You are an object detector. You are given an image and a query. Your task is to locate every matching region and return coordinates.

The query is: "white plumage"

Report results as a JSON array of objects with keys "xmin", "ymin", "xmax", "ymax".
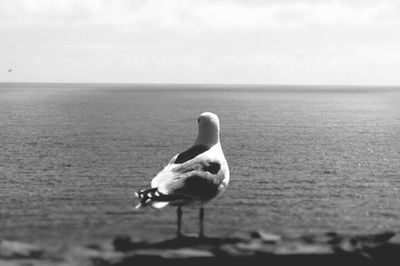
[{"xmin": 135, "ymin": 112, "xmax": 229, "ymax": 237}]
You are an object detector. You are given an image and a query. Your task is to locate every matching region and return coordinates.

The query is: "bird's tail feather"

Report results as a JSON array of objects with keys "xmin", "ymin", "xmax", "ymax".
[{"xmin": 135, "ymin": 188, "xmax": 172, "ymax": 209}]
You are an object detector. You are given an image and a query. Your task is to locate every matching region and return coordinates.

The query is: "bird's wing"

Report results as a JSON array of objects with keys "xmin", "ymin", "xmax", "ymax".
[
  {"xmin": 168, "ymin": 153, "xmax": 179, "ymax": 164},
  {"xmin": 174, "ymin": 145, "xmax": 210, "ymax": 164},
  {"xmin": 168, "ymin": 144, "xmax": 210, "ymax": 164},
  {"xmin": 152, "ymin": 152, "xmax": 226, "ymax": 201}
]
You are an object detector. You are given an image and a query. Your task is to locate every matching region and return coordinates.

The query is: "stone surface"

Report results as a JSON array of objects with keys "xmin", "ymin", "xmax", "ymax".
[
  {"xmin": 1, "ymin": 231, "xmax": 400, "ymax": 266},
  {"xmin": 0, "ymin": 240, "xmax": 43, "ymax": 259}
]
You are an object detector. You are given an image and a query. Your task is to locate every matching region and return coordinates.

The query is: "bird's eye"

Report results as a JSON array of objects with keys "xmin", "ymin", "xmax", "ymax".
[{"xmin": 197, "ymin": 118, "xmax": 200, "ymax": 123}]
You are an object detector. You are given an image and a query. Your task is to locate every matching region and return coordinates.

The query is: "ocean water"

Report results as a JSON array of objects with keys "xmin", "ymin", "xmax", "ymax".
[{"xmin": 1, "ymin": 83, "xmax": 400, "ymax": 245}]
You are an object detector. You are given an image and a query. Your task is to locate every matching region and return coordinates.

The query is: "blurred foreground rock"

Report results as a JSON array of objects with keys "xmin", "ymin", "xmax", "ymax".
[{"xmin": 1, "ymin": 231, "xmax": 400, "ymax": 266}]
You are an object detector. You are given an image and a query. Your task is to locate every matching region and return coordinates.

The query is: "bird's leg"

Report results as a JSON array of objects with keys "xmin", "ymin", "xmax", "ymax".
[
  {"xmin": 199, "ymin": 207, "xmax": 205, "ymax": 238},
  {"xmin": 177, "ymin": 206, "xmax": 183, "ymax": 238}
]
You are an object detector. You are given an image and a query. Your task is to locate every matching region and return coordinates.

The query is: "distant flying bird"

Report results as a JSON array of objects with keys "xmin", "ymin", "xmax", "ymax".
[
  {"xmin": 135, "ymin": 112, "xmax": 230, "ymax": 238},
  {"xmin": 8, "ymin": 69, "xmax": 12, "ymax": 73}
]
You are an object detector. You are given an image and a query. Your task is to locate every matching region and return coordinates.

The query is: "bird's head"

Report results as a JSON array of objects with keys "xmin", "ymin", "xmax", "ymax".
[{"xmin": 195, "ymin": 112, "xmax": 220, "ymax": 146}]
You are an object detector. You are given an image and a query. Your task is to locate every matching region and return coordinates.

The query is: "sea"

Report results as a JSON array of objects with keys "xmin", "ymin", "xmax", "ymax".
[{"xmin": 1, "ymin": 83, "xmax": 399, "ymax": 245}]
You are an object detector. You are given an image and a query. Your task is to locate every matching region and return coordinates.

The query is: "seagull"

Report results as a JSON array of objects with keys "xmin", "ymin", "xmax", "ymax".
[{"xmin": 135, "ymin": 112, "xmax": 230, "ymax": 238}]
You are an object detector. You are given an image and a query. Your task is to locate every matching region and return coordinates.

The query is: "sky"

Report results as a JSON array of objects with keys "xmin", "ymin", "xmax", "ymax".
[{"xmin": 1, "ymin": 0, "xmax": 400, "ymax": 85}]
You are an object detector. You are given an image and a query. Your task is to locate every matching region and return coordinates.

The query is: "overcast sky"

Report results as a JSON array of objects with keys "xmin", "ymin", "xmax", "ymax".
[{"xmin": 1, "ymin": 0, "xmax": 400, "ymax": 85}]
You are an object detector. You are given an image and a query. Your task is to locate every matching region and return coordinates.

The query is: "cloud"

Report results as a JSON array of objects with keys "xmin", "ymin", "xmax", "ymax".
[
  {"xmin": 2, "ymin": 0, "xmax": 400, "ymax": 85},
  {"xmin": 58, "ymin": 41, "xmax": 400, "ymax": 82},
  {"xmin": 0, "ymin": 0, "xmax": 399, "ymax": 31}
]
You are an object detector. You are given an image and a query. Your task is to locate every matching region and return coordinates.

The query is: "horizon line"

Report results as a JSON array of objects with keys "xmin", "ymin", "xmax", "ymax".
[{"xmin": 1, "ymin": 81, "xmax": 400, "ymax": 88}]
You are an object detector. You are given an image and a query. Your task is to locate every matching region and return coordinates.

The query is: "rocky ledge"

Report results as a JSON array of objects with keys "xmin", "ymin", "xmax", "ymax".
[{"xmin": 1, "ymin": 231, "xmax": 400, "ymax": 266}]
